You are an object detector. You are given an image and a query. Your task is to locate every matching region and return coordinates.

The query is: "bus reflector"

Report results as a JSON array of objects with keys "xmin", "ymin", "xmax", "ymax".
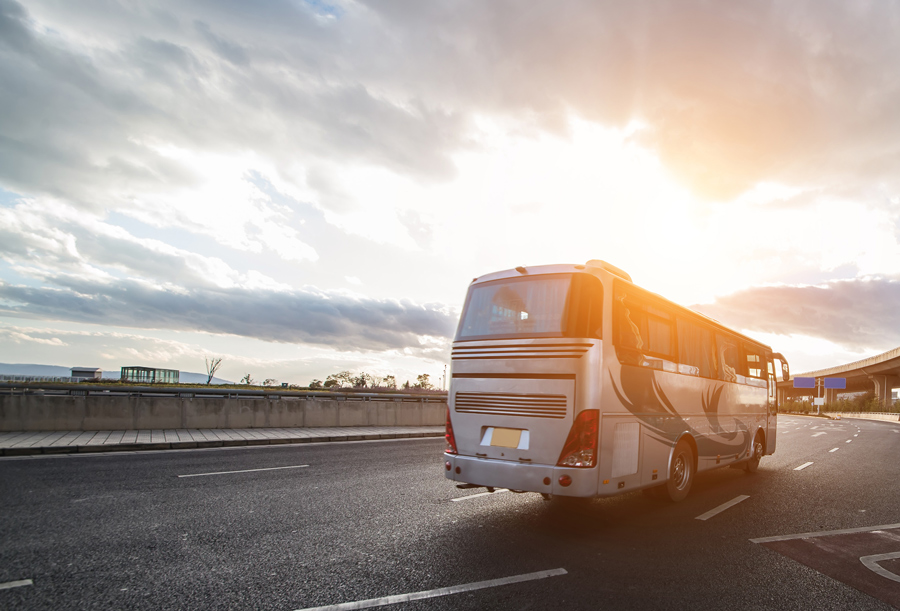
[
  {"xmin": 445, "ymin": 408, "xmax": 458, "ymax": 454},
  {"xmin": 557, "ymin": 409, "xmax": 599, "ymax": 468}
]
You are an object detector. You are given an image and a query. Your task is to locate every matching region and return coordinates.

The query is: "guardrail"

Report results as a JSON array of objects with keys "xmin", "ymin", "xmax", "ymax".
[
  {"xmin": 0, "ymin": 383, "xmax": 447, "ymax": 402},
  {"xmin": 824, "ymin": 412, "xmax": 900, "ymax": 422}
]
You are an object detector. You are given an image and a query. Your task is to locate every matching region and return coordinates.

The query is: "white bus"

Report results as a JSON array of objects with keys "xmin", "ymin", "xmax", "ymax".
[{"xmin": 443, "ymin": 260, "xmax": 790, "ymax": 502}]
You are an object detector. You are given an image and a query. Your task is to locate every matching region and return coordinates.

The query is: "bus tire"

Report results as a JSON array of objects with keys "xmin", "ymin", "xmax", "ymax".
[
  {"xmin": 665, "ymin": 439, "xmax": 695, "ymax": 502},
  {"xmin": 744, "ymin": 432, "xmax": 764, "ymax": 473}
]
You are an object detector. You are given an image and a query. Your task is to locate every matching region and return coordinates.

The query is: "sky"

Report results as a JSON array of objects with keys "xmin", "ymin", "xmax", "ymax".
[{"xmin": 1, "ymin": 0, "xmax": 899, "ymax": 385}]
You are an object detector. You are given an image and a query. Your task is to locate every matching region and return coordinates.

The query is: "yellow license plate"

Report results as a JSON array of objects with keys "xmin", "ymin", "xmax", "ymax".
[{"xmin": 491, "ymin": 428, "xmax": 522, "ymax": 448}]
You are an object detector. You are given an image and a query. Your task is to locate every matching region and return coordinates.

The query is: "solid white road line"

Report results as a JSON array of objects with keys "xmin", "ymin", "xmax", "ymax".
[
  {"xmin": 0, "ymin": 579, "xmax": 33, "ymax": 590},
  {"xmin": 829, "ymin": 448, "xmax": 839, "ymax": 453},
  {"xmin": 695, "ymin": 495, "xmax": 750, "ymax": 521},
  {"xmin": 450, "ymin": 489, "xmax": 509, "ymax": 502},
  {"xmin": 794, "ymin": 462, "xmax": 814, "ymax": 471},
  {"xmin": 812, "ymin": 432, "xmax": 826, "ymax": 437},
  {"xmin": 177, "ymin": 464, "xmax": 309, "ymax": 478},
  {"xmin": 750, "ymin": 523, "xmax": 900, "ymax": 544},
  {"xmin": 293, "ymin": 568, "xmax": 568, "ymax": 611},
  {"xmin": 860, "ymin": 552, "xmax": 900, "ymax": 584}
]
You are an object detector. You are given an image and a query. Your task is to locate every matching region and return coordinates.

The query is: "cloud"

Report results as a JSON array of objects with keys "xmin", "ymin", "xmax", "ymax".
[
  {"xmin": 0, "ymin": 276, "xmax": 458, "ymax": 352},
  {"xmin": 6, "ymin": 0, "xmax": 900, "ymax": 208},
  {"xmin": 692, "ymin": 276, "xmax": 900, "ymax": 351},
  {"xmin": 0, "ymin": 327, "xmax": 66, "ymax": 346},
  {"xmin": 0, "ymin": 197, "xmax": 291, "ymax": 290}
]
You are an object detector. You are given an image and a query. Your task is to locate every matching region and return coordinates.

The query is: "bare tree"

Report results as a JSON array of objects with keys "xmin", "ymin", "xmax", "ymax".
[
  {"xmin": 241, "ymin": 373, "xmax": 254, "ymax": 385},
  {"xmin": 205, "ymin": 357, "xmax": 223, "ymax": 385}
]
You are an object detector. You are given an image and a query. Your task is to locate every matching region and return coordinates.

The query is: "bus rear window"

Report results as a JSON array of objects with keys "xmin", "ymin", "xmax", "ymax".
[{"xmin": 457, "ymin": 276, "xmax": 572, "ymax": 339}]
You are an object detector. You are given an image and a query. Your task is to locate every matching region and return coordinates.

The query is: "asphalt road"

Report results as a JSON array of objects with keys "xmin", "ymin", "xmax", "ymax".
[{"xmin": 1, "ymin": 415, "xmax": 899, "ymax": 610}]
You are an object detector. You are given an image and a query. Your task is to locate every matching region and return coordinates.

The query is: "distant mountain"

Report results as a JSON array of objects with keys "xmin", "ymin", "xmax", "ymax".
[{"xmin": 0, "ymin": 363, "xmax": 233, "ymax": 384}]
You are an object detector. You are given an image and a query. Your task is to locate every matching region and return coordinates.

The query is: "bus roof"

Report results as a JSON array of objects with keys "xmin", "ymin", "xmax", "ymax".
[{"xmin": 470, "ymin": 263, "xmax": 773, "ymax": 351}]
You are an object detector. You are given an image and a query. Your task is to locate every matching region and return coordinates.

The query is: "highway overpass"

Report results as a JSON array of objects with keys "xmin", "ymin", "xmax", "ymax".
[{"xmin": 778, "ymin": 346, "xmax": 900, "ymax": 406}]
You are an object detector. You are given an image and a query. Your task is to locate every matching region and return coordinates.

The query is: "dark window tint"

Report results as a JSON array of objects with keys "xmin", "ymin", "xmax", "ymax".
[
  {"xmin": 677, "ymin": 318, "xmax": 717, "ymax": 378},
  {"xmin": 716, "ymin": 334, "xmax": 741, "ymax": 382},
  {"xmin": 570, "ymin": 274, "xmax": 603, "ymax": 339},
  {"xmin": 614, "ymin": 287, "xmax": 674, "ymax": 360}
]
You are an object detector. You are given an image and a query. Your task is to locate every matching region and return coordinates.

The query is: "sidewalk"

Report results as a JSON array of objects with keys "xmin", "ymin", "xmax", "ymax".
[{"xmin": 0, "ymin": 426, "xmax": 445, "ymax": 457}]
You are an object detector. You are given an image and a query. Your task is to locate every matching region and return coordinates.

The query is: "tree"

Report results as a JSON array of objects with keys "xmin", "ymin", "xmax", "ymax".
[
  {"xmin": 415, "ymin": 374, "xmax": 432, "ymax": 390},
  {"xmin": 308, "ymin": 379, "xmax": 323, "ymax": 389},
  {"xmin": 205, "ymin": 357, "xmax": 223, "ymax": 385},
  {"xmin": 381, "ymin": 375, "xmax": 397, "ymax": 389},
  {"xmin": 263, "ymin": 378, "xmax": 277, "ymax": 386},
  {"xmin": 325, "ymin": 371, "xmax": 353, "ymax": 388},
  {"xmin": 353, "ymin": 372, "xmax": 376, "ymax": 388},
  {"xmin": 241, "ymin": 374, "xmax": 254, "ymax": 385}
]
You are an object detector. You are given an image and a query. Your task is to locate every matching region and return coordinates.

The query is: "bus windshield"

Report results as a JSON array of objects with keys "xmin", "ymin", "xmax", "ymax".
[{"xmin": 457, "ymin": 275, "xmax": 572, "ymax": 340}]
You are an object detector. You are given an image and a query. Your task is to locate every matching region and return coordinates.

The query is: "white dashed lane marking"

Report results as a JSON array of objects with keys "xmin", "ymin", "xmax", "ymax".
[
  {"xmin": 177, "ymin": 464, "xmax": 309, "ymax": 478},
  {"xmin": 450, "ymin": 489, "xmax": 509, "ymax": 502},
  {"xmin": 696, "ymin": 495, "xmax": 750, "ymax": 521},
  {"xmin": 0, "ymin": 579, "xmax": 33, "ymax": 590},
  {"xmin": 829, "ymin": 448, "xmax": 839, "ymax": 453},
  {"xmin": 794, "ymin": 462, "xmax": 814, "ymax": 471},
  {"xmin": 812, "ymin": 432, "xmax": 826, "ymax": 437},
  {"xmin": 293, "ymin": 568, "xmax": 568, "ymax": 611}
]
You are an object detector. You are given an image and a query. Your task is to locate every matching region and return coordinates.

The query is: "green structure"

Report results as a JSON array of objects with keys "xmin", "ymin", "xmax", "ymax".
[{"xmin": 120, "ymin": 366, "xmax": 179, "ymax": 384}]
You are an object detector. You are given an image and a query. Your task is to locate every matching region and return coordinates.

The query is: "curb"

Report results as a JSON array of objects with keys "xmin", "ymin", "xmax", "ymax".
[{"xmin": 1, "ymin": 431, "xmax": 443, "ymax": 456}]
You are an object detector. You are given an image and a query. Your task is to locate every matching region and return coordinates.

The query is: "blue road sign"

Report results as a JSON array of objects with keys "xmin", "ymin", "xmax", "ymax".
[
  {"xmin": 793, "ymin": 377, "xmax": 816, "ymax": 389},
  {"xmin": 824, "ymin": 378, "xmax": 846, "ymax": 389}
]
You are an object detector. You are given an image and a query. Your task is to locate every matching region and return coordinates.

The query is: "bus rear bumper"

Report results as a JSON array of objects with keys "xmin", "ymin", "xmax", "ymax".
[{"xmin": 444, "ymin": 453, "xmax": 599, "ymax": 497}]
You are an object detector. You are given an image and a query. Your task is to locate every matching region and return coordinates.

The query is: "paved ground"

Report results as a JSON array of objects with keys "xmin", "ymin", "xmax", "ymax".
[
  {"xmin": 2, "ymin": 415, "xmax": 899, "ymax": 610},
  {"xmin": 0, "ymin": 426, "xmax": 444, "ymax": 456}
]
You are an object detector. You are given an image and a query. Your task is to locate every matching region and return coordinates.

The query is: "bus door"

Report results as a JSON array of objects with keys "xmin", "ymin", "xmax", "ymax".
[{"xmin": 767, "ymin": 352, "xmax": 790, "ymax": 454}]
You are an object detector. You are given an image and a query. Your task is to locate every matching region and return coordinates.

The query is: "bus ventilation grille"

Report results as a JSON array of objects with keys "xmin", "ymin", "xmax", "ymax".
[
  {"xmin": 452, "ymin": 343, "xmax": 592, "ymax": 360},
  {"xmin": 454, "ymin": 392, "xmax": 567, "ymax": 419}
]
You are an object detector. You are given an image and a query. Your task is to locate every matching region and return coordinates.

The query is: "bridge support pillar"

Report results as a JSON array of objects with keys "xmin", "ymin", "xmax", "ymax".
[
  {"xmin": 871, "ymin": 375, "xmax": 900, "ymax": 409},
  {"xmin": 825, "ymin": 388, "xmax": 838, "ymax": 405}
]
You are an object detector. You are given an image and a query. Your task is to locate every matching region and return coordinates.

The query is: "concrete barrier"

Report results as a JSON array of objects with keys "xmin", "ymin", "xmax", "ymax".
[{"xmin": 0, "ymin": 395, "xmax": 448, "ymax": 431}]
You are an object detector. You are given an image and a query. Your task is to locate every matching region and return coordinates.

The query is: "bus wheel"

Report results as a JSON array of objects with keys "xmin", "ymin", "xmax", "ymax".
[
  {"xmin": 744, "ymin": 433, "xmax": 764, "ymax": 473},
  {"xmin": 666, "ymin": 439, "xmax": 695, "ymax": 502}
]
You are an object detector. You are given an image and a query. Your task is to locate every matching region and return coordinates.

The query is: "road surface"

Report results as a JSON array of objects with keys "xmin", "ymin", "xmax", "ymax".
[{"xmin": 1, "ymin": 415, "xmax": 898, "ymax": 610}]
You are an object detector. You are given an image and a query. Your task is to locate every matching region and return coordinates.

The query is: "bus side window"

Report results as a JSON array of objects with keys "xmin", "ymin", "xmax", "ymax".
[
  {"xmin": 677, "ymin": 318, "xmax": 716, "ymax": 378},
  {"xmin": 743, "ymin": 344, "xmax": 764, "ymax": 379},
  {"xmin": 573, "ymin": 275, "xmax": 603, "ymax": 339},
  {"xmin": 716, "ymin": 334, "xmax": 739, "ymax": 382},
  {"xmin": 643, "ymin": 304, "xmax": 674, "ymax": 358},
  {"xmin": 614, "ymin": 290, "xmax": 644, "ymax": 365}
]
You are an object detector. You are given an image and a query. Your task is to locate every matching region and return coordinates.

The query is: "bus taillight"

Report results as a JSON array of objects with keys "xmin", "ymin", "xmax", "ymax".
[
  {"xmin": 445, "ymin": 408, "xmax": 458, "ymax": 454},
  {"xmin": 557, "ymin": 409, "xmax": 599, "ymax": 468}
]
